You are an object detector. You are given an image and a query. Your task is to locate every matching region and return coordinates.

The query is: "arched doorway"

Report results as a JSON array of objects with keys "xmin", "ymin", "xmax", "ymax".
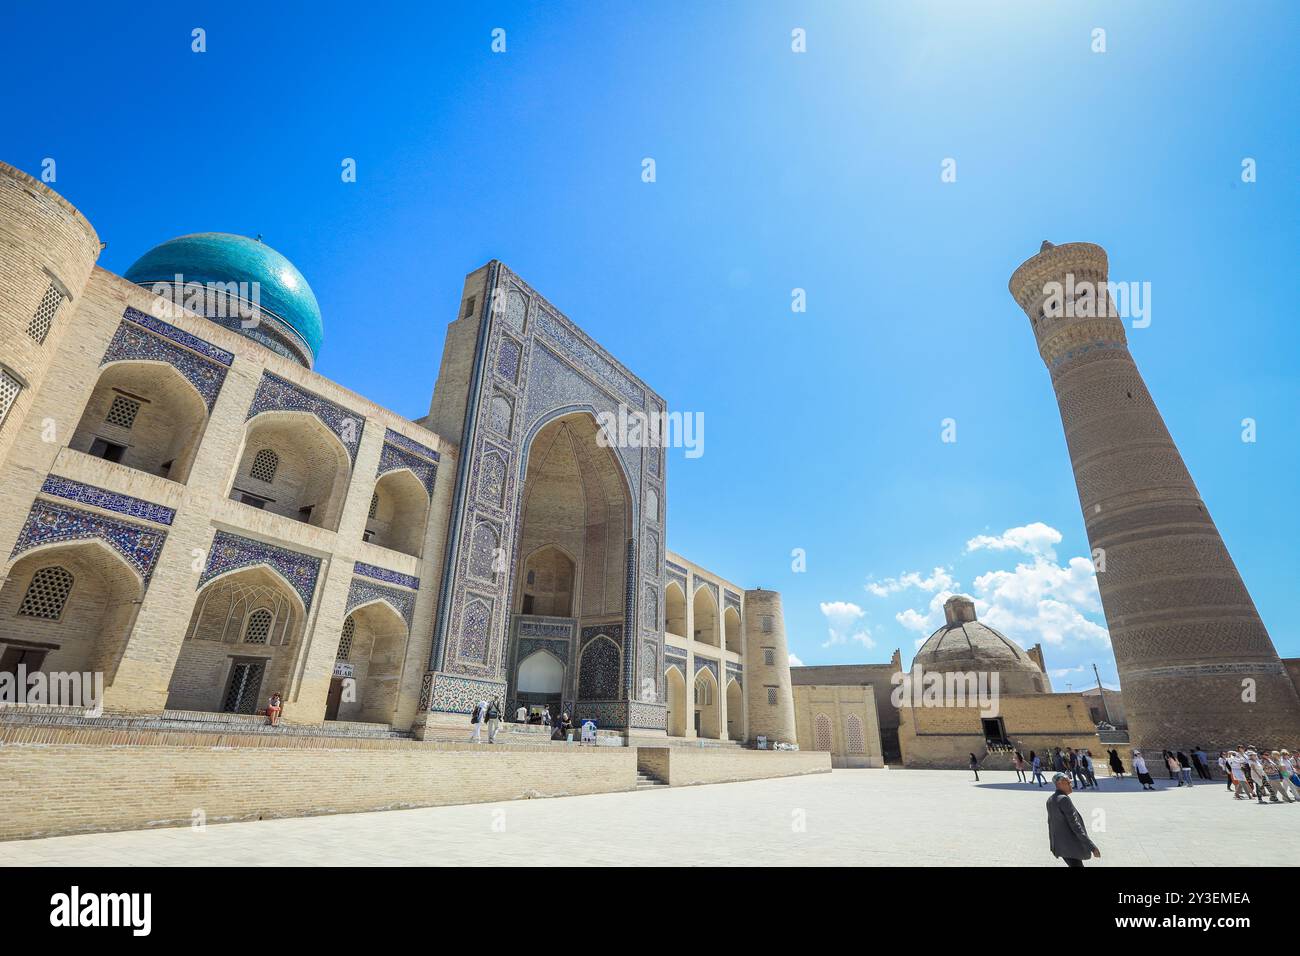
[
  {"xmin": 693, "ymin": 586, "xmax": 719, "ymax": 646},
  {"xmin": 326, "ymin": 600, "xmax": 408, "ymax": 723},
  {"xmin": 71, "ymin": 361, "xmax": 209, "ymax": 483},
  {"xmin": 694, "ymin": 667, "xmax": 721, "ymax": 739},
  {"xmin": 515, "ymin": 648, "xmax": 565, "ymax": 717},
  {"xmin": 0, "ymin": 541, "xmax": 144, "ymax": 691},
  {"xmin": 229, "ymin": 411, "xmax": 351, "ymax": 530},
  {"xmin": 665, "ymin": 664, "xmax": 687, "ymax": 737},
  {"xmin": 726, "ymin": 677, "xmax": 745, "ymax": 741},
  {"xmin": 518, "ymin": 545, "xmax": 576, "ymax": 617},
  {"xmin": 364, "ymin": 469, "xmax": 430, "ymax": 557},
  {"xmin": 509, "ymin": 411, "xmax": 632, "ymax": 715},
  {"xmin": 665, "ymin": 580, "xmax": 686, "ymax": 638},
  {"xmin": 723, "ymin": 606, "xmax": 742, "ymax": 653},
  {"xmin": 166, "ymin": 565, "xmax": 306, "ymax": 714}
]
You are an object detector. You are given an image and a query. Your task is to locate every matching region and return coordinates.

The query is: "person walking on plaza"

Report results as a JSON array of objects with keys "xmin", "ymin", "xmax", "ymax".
[
  {"xmin": 1132, "ymin": 750, "xmax": 1155, "ymax": 790},
  {"xmin": 515, "ymin": 703, "xmax": 527, "ymax": 723},
  {"xmin": 1247, "ymin": 752, "xmax": 1273, "ymax": 804},
  {"xmin": 486, "ymin": 699, "xmax": 502, "ymax": 744},
  {"xmin": 1166, "ymin": 751, "xmax": 1184, "ymax": 786},
  {"xmin": 969, "ymin": 753, "xmax": 980, "ymax": 782},
  {"xmin": 1193, "ymin": 746, "xmax": 1211, "ymax": 780},
  {"xmin": 1069, "ymin": 750, "xmax": 1088, "ymax": 789},
  {"xmin": 1108, "ymin": 748, "xmax": 1125, "ymax": 779},
  {"xmin": 1218, "ymin": 751, "xmax": 1232, "ymax": 789},
  {"xmin": 1176, "ymin": 751, "xmax": 1194, "ymax": 787},
  {"xmin": 1013, "ymin": 750, "xmax": 1027, "ymax": 783},
  {"xmin": 469, "ymin": 699, "xmax": 489, "ymax": 743},
  {"xmin": 1227, "ymin": 751, "xmax": 1249, "ymax": 799},
  {"xmin": 1082, "ymin": 750, "xmax": 1098, "ymax": 788},
  {"xmin": 1046, "ymin": 772, "xmax": 1101, "ymax": 867},
  {"xmin": 1031, "ymin": 751, "xmax": 1046, "ymax": 787},
  {"xmin": 1268, "ymin": 751, "xmax": 1298, "ymax": 802}
]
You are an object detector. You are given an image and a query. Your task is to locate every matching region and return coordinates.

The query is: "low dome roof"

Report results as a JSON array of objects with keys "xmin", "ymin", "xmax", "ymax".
[{"xmin": 913, "ymin": 596, "xmax": 1042, "ymax": 673}]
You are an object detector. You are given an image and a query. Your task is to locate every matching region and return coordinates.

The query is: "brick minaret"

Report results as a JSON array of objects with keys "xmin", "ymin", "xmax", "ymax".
[{"xmin": 1009, "ymin": 241, "xmax": 1300, "ymax": 752}]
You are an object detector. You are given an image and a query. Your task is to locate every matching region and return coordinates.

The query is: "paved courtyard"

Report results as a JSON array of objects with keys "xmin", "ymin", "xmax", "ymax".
[{"xmin": 1, "ymin": 768, "xmax": 1292, "ymax": 866}]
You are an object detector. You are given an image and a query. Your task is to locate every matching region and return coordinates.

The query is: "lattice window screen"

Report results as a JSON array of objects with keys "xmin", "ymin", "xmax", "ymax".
[
  {"xmin": 105, "ymin": 395, "xmax": 141, "ymax": 429},
  {"xmin": 26, "ymin": 283, "xmax": 64, "ymax": 344},
  {"xmin": 243, "ymin": 609, "xmax": 273, "ymax": 644},
  {"xmin": 249, "ymin": 448, "xmax": 279, "ymax": 483},
  {"xmin": 337, "ymin": 617, "xmax": 355, "ymax": 661},
  {"xmin": 0, "ymin": 368, "xmax": 22, "ymax": 428},
  {"xmin": 18, "ymin": 566, "xmax": 75, "ymax": 620}
]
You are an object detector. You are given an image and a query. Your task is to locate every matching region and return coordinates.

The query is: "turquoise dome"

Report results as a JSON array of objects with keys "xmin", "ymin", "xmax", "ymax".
[{"xmin": 125, "ymin": 233, "xmax": 323, "ymax": 363}]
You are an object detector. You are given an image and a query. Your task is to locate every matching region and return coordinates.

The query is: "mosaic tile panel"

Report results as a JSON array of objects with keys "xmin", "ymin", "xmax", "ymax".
[
  {"xmin": 630, "ymin": 700, "xmax": 667, "ymax": 730},
  {"xmin": 11, "ymin": 499, "xmax": 167, "ymax": 583},
  {"xmin": 122, "ymin": 306, "xmax": 234, "ymax": 365},
  {"xmin": 346, "ymin": 576, "xmax": 415, "ymax": 627},
  {"xmin": 426, "ymin": 673, "xmax": 508, "ymax": 714},
  {"xmin": 245, "ymin": 371, "xmax": 363, "ymax": 463},
  {"xmin": 376, "ymin": 429, "xmax": 438, "ymax": 497},
  {"xmin": 577, "ymin": 634, "xmax": 621, "ymax": 700},
  {"xmin": 352, "ymin": 562, "xmax": 419, "ymax": 590},
  {"xmin": 41, "ymin": 475, "xmax": 175, "ymax": 526},
  {"xmin": 199, "ymin": 530, "xmax": 321, "ymax": 611},
  {"xmin": 724, "ymin": 590, "xmax": 742, "ymax": 611},
  {"xmin": 102, "ymin": 318, "xmax": 229, "ymax": 411},
  {"xmin": 694, "ymin": 657, "xmax": 719, "ymax": 682}
]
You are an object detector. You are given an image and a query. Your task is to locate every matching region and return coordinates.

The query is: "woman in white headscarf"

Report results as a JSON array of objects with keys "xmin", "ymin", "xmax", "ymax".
[{"xmin": 1132, "ymin": 750, "xmax": 1155, "ymax": 790}]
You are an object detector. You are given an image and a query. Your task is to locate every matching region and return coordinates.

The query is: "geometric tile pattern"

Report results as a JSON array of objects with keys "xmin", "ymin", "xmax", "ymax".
[
  {"xmin": 345, "ymin": 576, "xmax": 415, "ymax": 627},
  {"xmin": 376, "ymin": 428, "xmax": 439, "ymax": 497},
  {"xmin": 198, "ymin": 530, "xmax": 321, "ymax": 611},
  {"xmin": 103, "ymin": 309, "xmax": 231, "ymax": 411},
  {"xmin": 10, "ymin": 499, "xmax": 167, "ymax": 584},
  {"xmin": 245, "ymin": 371, "xmax": 363, "ymax": 464}
]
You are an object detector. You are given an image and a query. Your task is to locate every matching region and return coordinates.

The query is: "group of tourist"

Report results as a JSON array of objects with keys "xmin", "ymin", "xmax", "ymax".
[
  {"xmin": 1006, "ymin": 747, "xmax": 1099, "ymax": 789},
  {"xmin": 470, "ymin": 699, "xmax": 574, "ymax": 743},
  {"xmin": 1216, "ymin": 748, "xmax": 1300, "ymax": 804}
]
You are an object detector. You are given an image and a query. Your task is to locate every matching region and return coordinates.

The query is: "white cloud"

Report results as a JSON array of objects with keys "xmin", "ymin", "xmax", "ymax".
[
  {"xmin": 788, "ymin": 653, "xmax": 804, "ymax": 667},
  {"xmin": 895, "ymin": 589, "xmax": 959, "ymax": 638},
  {"xmin": 819, "ymin": 600, "xmax": 876, "ymax": 649},
  {"xmin": 974, "ymin": 556, "xmax": 1102, "ymax": 614},
  {"xmin": 865, "ymin": 567, "xmax": 956, "ymax": 597},
  {"xmin": 966, "ymin": 522, "xmax": 1063, "ymax": 560}
]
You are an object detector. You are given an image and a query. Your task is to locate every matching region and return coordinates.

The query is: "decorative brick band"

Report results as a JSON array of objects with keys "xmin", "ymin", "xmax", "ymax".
[
  {"xmin": 353, "ymin": 561, "xmax": 419, "ymax": 591},
  {"xmin": 41, "ymin": 475, "xmax": 175, "ymax": 526}
]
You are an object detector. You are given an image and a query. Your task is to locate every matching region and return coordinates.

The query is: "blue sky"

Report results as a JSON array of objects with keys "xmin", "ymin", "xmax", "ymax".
[{"xmin": 6, "ymin": 1, "xmax": 1297, "ymax": 686}]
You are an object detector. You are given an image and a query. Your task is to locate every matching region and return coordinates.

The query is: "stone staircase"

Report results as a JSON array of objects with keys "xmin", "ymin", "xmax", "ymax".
[{"xmin": 636, "ymin": 769, "xmax": 668, "ymax": 790}]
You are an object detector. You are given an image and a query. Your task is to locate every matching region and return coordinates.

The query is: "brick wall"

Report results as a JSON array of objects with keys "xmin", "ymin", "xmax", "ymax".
[
  {"xmin": 0, "ymin": 738, "xmax": 639, "ymax": 840},
  {"xmin": 638, "ymin": 746, "xmax": 830, "ymax": 787}
]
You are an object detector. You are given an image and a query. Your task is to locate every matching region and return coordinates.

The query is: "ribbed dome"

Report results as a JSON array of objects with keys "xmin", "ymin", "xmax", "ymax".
[
  {"xmin": 913, "ymin": 597, "xmax": 1047, "ymax": 693},
  {"xmin": 125, "ymin": 233, "xmax": 322, "ymax": 366}
]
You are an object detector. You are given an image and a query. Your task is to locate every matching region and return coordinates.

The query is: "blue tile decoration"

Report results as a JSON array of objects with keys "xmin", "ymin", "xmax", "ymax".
[
  {"xmin": 577, "ymin": 632, "xmax": 621, "ymax": 700},
  {"xmin": 122, "ymin": 306, "xmax": 234, "ymax": 366},
  {"xmin": 694, "ymin": 657, "xmax": 719, "ymax": 682},
  {"xmin": 429, "ymin": 262, "xmax": 669, "ymax": 728},
  {"xmin": 199, "ymin": 530, "xmax": 321, "ymax": 611},
  {"xmin": 346, "ymin": 576, "xmax": 415, "ymax": 627},
  {"xmin": 665, "ymin": 559, "xmax": 689, "ymax": 576},
  {"xmin": 693, "ymin": 576, "xmax": 720, "ymax": 607},
  {"xmin": 245, "ymin": 371, "xmax": 363, "ymax": 463},
  {"xmin": 664, "ymin": 651, "xmax": 688, "ymax": 675},
  {"xmin": 376, "ymin": 428, "xmax": 439, "ymax": 497},
  {"xmin": 11, "ymin": 499, "xmax": 167, "ymax": 583},
  {"xmin": 629, "ymin": 700, "xmax": 667, "ymax": 730},
  {"xmin": 352, "ymin": 561, "xmax": 420, "ymax": 591},
  {"xmin": 724, "ymin": 589, "xmax": 742, "ymax": 611},
  {"xmin": 517, "ymin": 637, "xmax": 569, "ymax": 664},
  {"xmin": 41, "ymin": 474, "xmax": 175, "ymax": 526},
  {"xmin": 726, "ymin": 661, "xmax": 744, "ymax": 685},
  {"xmin": 103, "ymin": 313, "xmax": 230, "ymax": 411},
  {"xmin": 424, "ymin": 672, "xmax": 508, "ymax": 714}
]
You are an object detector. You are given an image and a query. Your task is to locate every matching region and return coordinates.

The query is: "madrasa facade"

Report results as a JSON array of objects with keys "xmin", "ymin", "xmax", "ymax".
[{"xmin": 0, "ymin": 161, "xmax": 799, "ymax": 746}]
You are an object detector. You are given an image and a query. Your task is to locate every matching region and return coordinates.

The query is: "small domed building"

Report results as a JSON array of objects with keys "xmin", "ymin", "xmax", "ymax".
[
  {"xmin": 912, "ymin": 596, "xmax": 1050, "ymax": 696},
  {"xmin": 792, "ymin": 595, "xmax": 1112, "ymax": 769}
]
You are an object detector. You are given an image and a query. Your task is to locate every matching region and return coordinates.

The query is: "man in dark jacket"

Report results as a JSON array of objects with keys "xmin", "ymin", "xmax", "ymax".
[{"xmin": 1047, "ymin": 773, "xmax": 1101, "ymax": 867}]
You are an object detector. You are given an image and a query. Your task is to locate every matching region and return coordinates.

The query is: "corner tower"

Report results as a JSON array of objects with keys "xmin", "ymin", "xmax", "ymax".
[
  {"xmin": 1009, "ymin": 241, "xmax": 1300, "ymax": 751},
  {"xmin": 743, "ymin": 588, "xmax": 797, "ymax": 745}
]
